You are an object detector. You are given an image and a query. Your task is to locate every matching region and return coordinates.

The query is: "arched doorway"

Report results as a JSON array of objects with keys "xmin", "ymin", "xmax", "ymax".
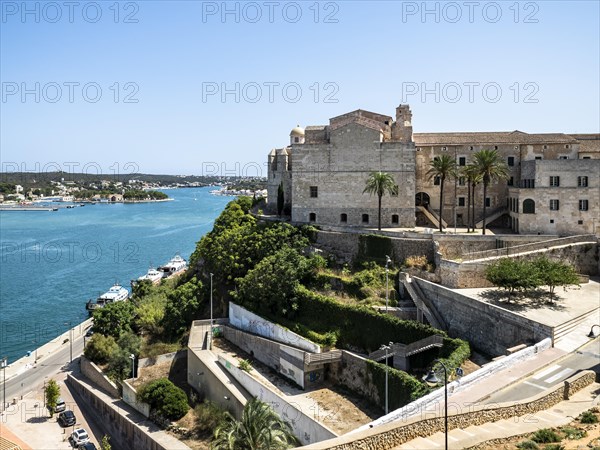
[{"xmin": 415, "ymin": 192, "xmax": 430, "ymax": 207}]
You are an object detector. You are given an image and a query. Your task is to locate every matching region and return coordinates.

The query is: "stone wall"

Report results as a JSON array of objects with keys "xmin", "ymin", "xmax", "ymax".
[
  {"xmin": 138, "ymin": 350, "xmax": 186, "ymax": 370},
  {"xmin": 217, "ymin": 354, "xmax": 337, "ymax": 446},
  {"xmin": 434, "ymin": 234, "xmax": 559, "ymax": 260},
  {"xmin": 303, "ymin": 370, "xmax": 596, "ymax": 450},
  {"xmin": 414, "ymin": 278, "xmax": 553, "ymax": 356},
  {"xmin": 327, "ymin": 351, "xmax": 381, "ymax": 407},
  {"xmin": 80, "ymin": 356, "xmax": 120, "ymax": 398},
  {"xmin": 67, "ymin": 374, "xmax": 191, "ymax": 450},
  {"xmin": 122, "ymin": 379, "xmax": 151, "ymax": 417}
]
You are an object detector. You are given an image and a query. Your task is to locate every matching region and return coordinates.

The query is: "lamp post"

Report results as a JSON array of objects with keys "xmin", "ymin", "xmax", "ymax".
[
  {"xmin": 588, "ymin": 324, "xmax": 600, "ymax": 338},
  {"xmin": 129, "ymin": 354, "xmax": 135, "ymax": 379},
  {"xmin": 379, "ymin": 342, "xmax": 393, "ymax": 414},
  {"xmin": 1, "ymin": 357, "xmax": 7, "ymax": 414},
  {"xmin": 423, "ymin": 359, "xmax": 453, "ymax": 450},
  {"xmin": 209, "ymin": 272, "xmax": 214, "ymax": 350},
  {"xmin": 385, "ymin": 256, "xmax": 391, "ymax": 313}
]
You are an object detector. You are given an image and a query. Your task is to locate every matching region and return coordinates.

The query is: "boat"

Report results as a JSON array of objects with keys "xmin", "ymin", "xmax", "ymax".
[
  {"xmin": 86, "ymin": 283, "xmax": 129, "ymax": 311},
  {"xmin": 158, "ymin": 255, "xmax": 188, "ymax": 278},
  {"xmin": 134, "ymin": 268, "xmax": 163, "ymax": 286}
]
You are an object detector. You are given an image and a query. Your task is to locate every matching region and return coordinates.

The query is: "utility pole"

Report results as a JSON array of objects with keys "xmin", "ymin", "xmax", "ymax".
[{"xmin": 385, "ymin": 256, "xmax": 391, "ymax": 313}]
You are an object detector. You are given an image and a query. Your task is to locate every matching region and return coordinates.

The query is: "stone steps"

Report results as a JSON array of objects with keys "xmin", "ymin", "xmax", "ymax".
[{"xmin": 553, "ymin": 307, "xmax": 600, "ymax": 343}]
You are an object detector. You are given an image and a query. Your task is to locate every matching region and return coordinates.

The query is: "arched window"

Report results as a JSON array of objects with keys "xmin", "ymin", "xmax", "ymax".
[
  {"xmin": 309, "ymin": 213, "xmax": 316, "ymax": 222},
  {"xmin": 362, "ymin": 214, "xmax": 369, "ymax": 223},
  {"xmin": 340, "ymin": 213, "xmax": 348, "ymax": 223},
  {"xmin": 523, "ymin": 199, "xmax": 535, "ymax": 214},
  {"xmin": 392, "ymin": 214, "xmax": 399, "ymax": 224}
]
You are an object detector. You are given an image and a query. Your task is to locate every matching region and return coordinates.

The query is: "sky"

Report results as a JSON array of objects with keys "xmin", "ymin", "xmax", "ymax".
[{"xmin": 1, "ymin": 0, "xmax": 599, "ymax": 176}]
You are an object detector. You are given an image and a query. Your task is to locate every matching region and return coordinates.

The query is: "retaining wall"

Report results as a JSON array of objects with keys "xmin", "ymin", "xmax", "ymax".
[
  {"xmin": 80, "ymin": 356, "xmax": 120, "ymax": 398},
  {"xmin": 303, "ymin": 370, "xmax": 596, "ymax": 450},
  {"xmin": 122, "ymin": 379, "xmax": 151, "ymax": 417},
  {"xmin": 138, "ymin": 350, "xmax": 187, "ymax": 370}
]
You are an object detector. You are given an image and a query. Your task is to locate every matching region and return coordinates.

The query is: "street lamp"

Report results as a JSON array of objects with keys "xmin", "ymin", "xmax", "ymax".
[
  {"xmin": 379, "ymin": 342, "xmax": 393, "ymax": 414},
  {"xmin": 129, "ymin": 354, "xmax": 136, "ymax": 379},
  {"xmin": 588, "ymin": 324, "xmax": 600, "ymax": 338},
  {"xmin": 209, "ymin": 272, "xmax": 214, "ymax": 350},
  {"xmin": 423, "ymin": 359, "xmax": 463, "ymax": 450},
  {"xmin": 385, "ymin": 256, "xmax": 391, "ymax": 313},
  {"xmin": 1, "ymin": 357, "xmax": 7, "ymax": 414}
]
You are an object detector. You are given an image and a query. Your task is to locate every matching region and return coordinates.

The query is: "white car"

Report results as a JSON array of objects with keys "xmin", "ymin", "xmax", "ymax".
[{"xmin": 70, "ymin": 429, "xmax": 90, "ymax": 447}]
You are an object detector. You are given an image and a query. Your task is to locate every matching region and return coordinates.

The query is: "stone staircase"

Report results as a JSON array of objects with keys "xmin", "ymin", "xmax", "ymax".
[
  {"xmin": 416, "ymin": 206, "xmax": 448, "ymax": 229},
  {"xmin": 475, "ymin": 207, "xmax": 508, "ymax": 229},
  {"xmin": 553, "ymin": 307, "xmax": 600, "ymax": 351},
  {"xmin": 399, "ymin": 272, "xmax": 446, "ymax": 330}
]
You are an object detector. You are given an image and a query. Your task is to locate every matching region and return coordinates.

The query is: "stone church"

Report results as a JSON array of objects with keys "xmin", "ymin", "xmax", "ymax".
[{"xmin": 267, "ymin": 104, "xmax": 599, "ymax": 235}]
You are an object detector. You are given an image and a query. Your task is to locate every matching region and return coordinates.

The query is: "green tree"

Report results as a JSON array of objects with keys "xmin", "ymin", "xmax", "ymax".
[
  {"xmin": 92, "ymin": 301, "xmax": 135, "ymax": 339},
  {"xmin": 45, "ymin": 379, "xmax": 60, "ymax": 417},
  {"xmin": 363, "ymin": 172, "xmax": 399, "ymax": 230},
  {"xmin": 485, "ymin": 258, "xmax": 540, "ymax": 297},
  {"xmin": 135, "ymin": 292, "xmax": 167, "ymax": 336},
  {"xmin": 161, "ymin": 276, "xmax": 204, "ymax": 340},
  {"xmin": 473, "ymin": 149, "xmax": 509, "ymax": 234},
  {"xmin": 100, "ymin": 435, "xmax": 112, "ymax": 450},
  {"xmin": 533, "ymin": 256, "xmax": 580, "ymax": 298},
  {"xmin": 138, "ymin": 378, "xmax": 189, "ymax": 420},
  {"xmin": 106, "ymin": 331, "xmax": 142, "ymax": 380},
  {"xmin": 84, "ymin": 333, "xmax": 119, "ymax": 365},
  {"xmin": 212, "ymin": 398, "xmax": 298, "ymax": 450},
  {"xmin": 277, "ymin": 182, "xmax": 284, "ymax": 217},
  {"xmin": 426, "ymin": 155, "xmax": 457, "ymax": 232},
  {"xmin": 131, "ymin": 279, "xmax": 154, "ymax": 300}
]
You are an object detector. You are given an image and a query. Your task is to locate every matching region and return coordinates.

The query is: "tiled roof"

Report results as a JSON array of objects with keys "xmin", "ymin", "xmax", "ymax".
[{"xmin": 413, "ymin": 131, "xmax": 578, "ymax": 145}]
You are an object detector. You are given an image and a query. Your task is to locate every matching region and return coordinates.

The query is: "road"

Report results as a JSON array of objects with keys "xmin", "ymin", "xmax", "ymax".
[{"xmin": 485, "ymin": 338, "xmax": 600, "ymax": 404}]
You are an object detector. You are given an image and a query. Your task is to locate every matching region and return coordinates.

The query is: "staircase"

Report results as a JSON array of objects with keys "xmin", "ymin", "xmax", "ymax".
[
  {"xmin": 416, "ymin": 206, "xmax": 448, "ymax": 229},
  {"xmin": 304, "ymin": 350, "xmax": 343, "ymax": 368},
  {"xmin": 553, "ymin": 307, "xmax": 600, "ymax": 351},
  {"xmin": 399, "ymin": 272, "xmax": 446, "ymax": 330},
  {"xmin": 475, "ymin": 207, "xmax": 508, "ymax": 229},
  {"xmin": 368, "ymin": 335, "xmax": 444, "ymax": 361}
]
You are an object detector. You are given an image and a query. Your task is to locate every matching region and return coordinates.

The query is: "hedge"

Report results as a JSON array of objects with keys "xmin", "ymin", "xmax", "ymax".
[{"xmin": 366, "ymin": 360, "xmax": 430, "ymax": 410}]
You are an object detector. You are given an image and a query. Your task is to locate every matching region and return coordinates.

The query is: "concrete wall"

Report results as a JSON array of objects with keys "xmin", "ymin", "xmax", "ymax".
[
  {"xmin": 67, "ymin": 374, "xmax": 191, "ymax": 450},
  {"xmin": 80, "ymin": 356, "xmax": 120, "ymax": 398},
  {"xmin": 229, "ymin": 302, "xmax": 321, "ymax": 353},
  {"xmin": 217, "ymin": 354, "xmax": 338, "ymax": 446},
  {"xmin": 122, "ymin": 379, "xmax": 151, "ymax": 418},
  {"xmin": 138, "ymin": 350, "xmax": 186, "ymax": 370},
  {"xmin": 223, "ymin": 325, "xmax": 324, "ymax": 389},
  {"xmin": 304, "ymin": 370, "xmax": 596, "ymax": 450},
  {"xmin": 414, "ymin": 277, "xmax": 553, "ymax": 356}
]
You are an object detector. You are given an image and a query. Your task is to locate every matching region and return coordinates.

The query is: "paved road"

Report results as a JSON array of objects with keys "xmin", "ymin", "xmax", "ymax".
[{"xmin": 486, "ymin": 338, "xmax": 600, "ymax": 404}]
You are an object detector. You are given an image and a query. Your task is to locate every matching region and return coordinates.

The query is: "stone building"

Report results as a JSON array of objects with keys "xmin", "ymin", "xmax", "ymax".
[{"xmin": 267, "ymin": 104, "xmax": 599, "ymax": 235}]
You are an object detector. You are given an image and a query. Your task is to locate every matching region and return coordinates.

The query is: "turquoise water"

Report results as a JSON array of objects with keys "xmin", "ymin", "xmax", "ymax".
[{"xmin": 0, "ymin": 187, "xmax": 230, "ymax": 363}]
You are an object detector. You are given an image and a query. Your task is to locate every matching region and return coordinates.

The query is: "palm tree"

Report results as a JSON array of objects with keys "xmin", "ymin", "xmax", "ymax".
[
  {"xmin": 212, "ymin": 398, "xmax": 298, "ymax": 450},
  {"xmin": 363, "ymin": 172, "xmax": 399, "ymax": 230},
  {"xmin": 473, "ymin": 149, "xmax": 509, "ymax": 235},
  {"xmin": 426, "ymin": 155, "xmax": 457, "ymax": 232},
  {"xmin": 462, "ymin": 164, "xmax": 481, "ymax": 232}
]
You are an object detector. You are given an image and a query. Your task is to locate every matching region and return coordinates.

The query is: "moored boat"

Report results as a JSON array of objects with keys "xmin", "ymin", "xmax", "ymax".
[
  {"xmin": 86, "ymin": 283, "xmax": 129, "ymax": 311},
  {"xmin": 158, "ymin": 255, "xmax": 187, "ymax": 278}
]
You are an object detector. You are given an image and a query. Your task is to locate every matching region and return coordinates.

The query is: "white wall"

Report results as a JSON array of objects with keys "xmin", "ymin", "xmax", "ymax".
[
  {"xmin": 218, "ymin": 354, "xmax": 337, "ymax": 446},
  {"xmin": 229, "ymin": 302, "xmax": 321, "ymax": 353}
]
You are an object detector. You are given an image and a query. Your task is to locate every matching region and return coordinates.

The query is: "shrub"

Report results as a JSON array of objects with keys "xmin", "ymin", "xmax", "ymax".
[
  {"xmin": 194, "ymin": 400, "xmax": 227, "ymax": 436},
  {"xmin": 366, "ymin": 360, "xmax": 429, "ymax": 410},
  {"xmin": 543, "ymin": 445, "xmax": 564, "ymax": 450},
  {"xmin": 404, "ymin": 255, "xmax": 428, "ymax": 270},
  {"xmin": 138, "ymin": 378, "xmax": 189, "ymax": 420},
  {"xmin": 560, "ymin": 426, "xmax": 586, "ymax": 439},
  {"xmin": 516, "ymin": 441, "xmax": 539, "ymax": 449},
  {"xmin": 531, "ymin": 428, "xmax": 561, "ymax": 444},
  {"xmin": 580, "ymin": 410, "xmax": 599, "ymax": 424},
  {"xmin": 84, "ymin": 334, "xmax": 119, "ymax": 365},
  {"xmin": 238, "ymin": 359, "xmax": 252, "ymax": 372}
]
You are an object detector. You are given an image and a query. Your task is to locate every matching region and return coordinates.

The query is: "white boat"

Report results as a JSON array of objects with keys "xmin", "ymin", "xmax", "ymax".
[
  {"xmin": 136, "ymin": 268, "xmax": 163, "ymax": 285},
  {"xmin": 158, "ymin": 255, "xmax": 188, "ymax": 278},
  {"xmin": 86, "ymin": 283, "xmax": 129, "ymax": 311}
]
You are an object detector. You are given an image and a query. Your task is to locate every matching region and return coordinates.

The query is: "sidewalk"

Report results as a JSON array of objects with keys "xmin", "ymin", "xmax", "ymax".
[
  {"xmin": 3, "ymin": 319, "xmax": 93, "ymax": 381},
  {"xmin": 398, "ymin": 382, "xmax": 600, "ymax": 449}
]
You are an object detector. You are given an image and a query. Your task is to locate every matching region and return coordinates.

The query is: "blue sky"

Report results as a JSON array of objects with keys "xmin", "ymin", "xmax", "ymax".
[{"xmin": 1, "ymin": 1, "xmax": 599, "ymax": 175}]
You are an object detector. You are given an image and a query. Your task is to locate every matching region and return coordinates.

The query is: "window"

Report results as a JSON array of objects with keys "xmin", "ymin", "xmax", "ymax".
[
  {"xmin": 507, "ymin": 176, "xmax": 514, "ymax": 186},
  {"xmin": 543, "ymin": 145, "xmax": 548, "ymax": 150},
  {"xmin": 514, "ymin": 145, "xmax": 519, "ymax": 150},
  {"xmin": 458, "ymin": 157, "xmax": 466, "ymax": 166},
  {"xmin": 459, "ymin": 177, "xmax": 466, "ymax": 186},
  {"xmin": 549, "ymin": 199, "xmax": 559, "ymax": 211},
  {"xmin": 485, "ymin": 197, "xmax": 491, "ymax": 207},
  {"xmin": 294, "ymin": 137, "xmax": 300, "ymax": 143},
  {"xmin": 523, "ymin": 199, "xmax": 535, "ymax": 214},
  {"xmin": 434, "ymin": 176, "xmax": 441, "ymax": 186},
  {"xmin": 578, "ymin": 176, "xmax": 588, "ymax": 187},
  {"xmin": 458, "ymin": 197, "xmax": 465, "ymax": 207},
  {"xmin": 507, "ymin": 157, "xmax": 515, "ymax": 166},
  {"xmin": 550, "ymin": 219, "xmax": 554, "ymax": 224},
  {"xmin": 392, "ymin": 214, "xmax": 399, "ymax": 224},
  {"xmin": 391, "ymin": 185, "xmax": 399, "ymax": 196},
  {"xmin": 583, "ymin": 156, "xmax": 591, "ymax": 160},
  {"xmin": 549, "ymin": 176, "xmax": 560, "ymax": 187},
  {"xmin": 579, "ymin": 200, "xmax": 589, "ymax": 211},
  {"xmin": 559, "ymin": 156, "xmax": 568, "ymax": 160},
  {"xmin": 494, "ymin": 146, "xmax": 498, "ymax": 150},
  {"xmin": 578, "ymin": 220, "xmax": 584, "ymax": 225},
  {"xmin": 469, "ymin": 146, "xmax": 474, "ymax": 151},
  {"xmin": 309, "ymin": 213, "xmax": 316, "ymax": 222},
  {"xmin": 535, "ymin": 156, "xmax": 543, "ymax": 160},
  {"xmin": 417, "ymin": 147, "xmax": 421, "ymax": 151},
  {"xmin": 340, "ymin": 213, "xmax": 348, "ymax": 223},
  {"xmin": 565, "ymin": 145, "xmax": 570, "ymax": 149},
  {"xmin": 362, "ymin": 214, "xmax": 369, "ymax": 224},
  {"xmin": 442, "ymin": 146, "xmax": 447, "ymax": 151},
  {"xmin": 310, "ymin": 186, "xmax": 318, "ymax": 198}
]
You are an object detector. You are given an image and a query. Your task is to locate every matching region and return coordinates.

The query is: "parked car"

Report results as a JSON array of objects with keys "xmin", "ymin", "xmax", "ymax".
[
  {"xmin": 58, "ymin": 410, "xmax": 76, "ymax": 427},
  {"xmin": 69, "ymin": 428, "xmax": 90, "ymax": 446},
  {"xmin": 55, "ymin": 399, "xmax": 66, "ymax": 413},
  {"xmin": 85, "ymin": 328, "xmax": 94, "ymax": 337},
  {"xmin": 78, "ymin": 443, "xmax": 97, "ymax": 450}
]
